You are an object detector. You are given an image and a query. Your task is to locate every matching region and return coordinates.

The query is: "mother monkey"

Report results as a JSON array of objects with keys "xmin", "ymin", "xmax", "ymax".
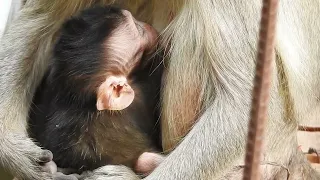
[{"xmin": 1, "ymin": 0, "xmax": 320, "ymax": 179}]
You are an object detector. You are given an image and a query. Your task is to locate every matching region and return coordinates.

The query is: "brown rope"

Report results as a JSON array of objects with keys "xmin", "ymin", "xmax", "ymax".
[
  {"xmin": 298, "ymin": 125, "xmax": 320, "ymax": 132},
  {"xmin": 242, "ymin": 0, "xmax": 279, "ymax": 180}
]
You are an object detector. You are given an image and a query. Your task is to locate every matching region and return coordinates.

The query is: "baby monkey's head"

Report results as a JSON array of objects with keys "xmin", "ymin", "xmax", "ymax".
[{"xmin": 52, "ymin": 5, "xmax": 159, "ymax": 111}]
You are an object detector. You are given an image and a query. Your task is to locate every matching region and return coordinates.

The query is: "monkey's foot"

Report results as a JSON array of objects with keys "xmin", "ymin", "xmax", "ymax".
[
  {"xmin": 79, "ymin": 165, "xmax": 140, "ymax": 180},
  {"xmin": 0, "ymin": 134, "xmax": 54, "ymax": 180},
  {"xmin": 53, "ymin": 172, "xmax": 80, "ymax": 180}
]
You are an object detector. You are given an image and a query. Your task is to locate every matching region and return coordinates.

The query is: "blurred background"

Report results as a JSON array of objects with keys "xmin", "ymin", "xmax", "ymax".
[{"xmin": 0, "ymin": 0, "xmax": 22, "ymax": 39}]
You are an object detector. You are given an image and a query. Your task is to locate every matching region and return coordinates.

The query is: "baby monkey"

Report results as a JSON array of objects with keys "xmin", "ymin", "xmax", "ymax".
[{"xmin": 28, "ymin": 6, "xmax": 164, "ymax": 175}]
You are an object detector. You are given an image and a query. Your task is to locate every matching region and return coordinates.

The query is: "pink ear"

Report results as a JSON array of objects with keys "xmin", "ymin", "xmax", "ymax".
[{"xmin": 96, "ymin": 76, "xmax": 135, "ymax": 111}]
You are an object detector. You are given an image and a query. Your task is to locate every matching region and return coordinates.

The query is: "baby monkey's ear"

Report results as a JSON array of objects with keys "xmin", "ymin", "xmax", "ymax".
[{"xmin": 96, "ymin": 76, "xmax": 135, "ymax": 111}]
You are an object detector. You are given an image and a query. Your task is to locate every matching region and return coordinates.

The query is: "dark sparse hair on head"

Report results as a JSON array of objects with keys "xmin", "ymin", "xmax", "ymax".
[{"xmin": 49, "ymin": 6, "xmax": 126, "ymax": 109}]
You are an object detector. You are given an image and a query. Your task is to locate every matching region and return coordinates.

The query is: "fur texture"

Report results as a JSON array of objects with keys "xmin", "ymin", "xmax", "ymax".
[{"xmin": 0, "ymin": 0, "xmax": 320, "ymax": 179}]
